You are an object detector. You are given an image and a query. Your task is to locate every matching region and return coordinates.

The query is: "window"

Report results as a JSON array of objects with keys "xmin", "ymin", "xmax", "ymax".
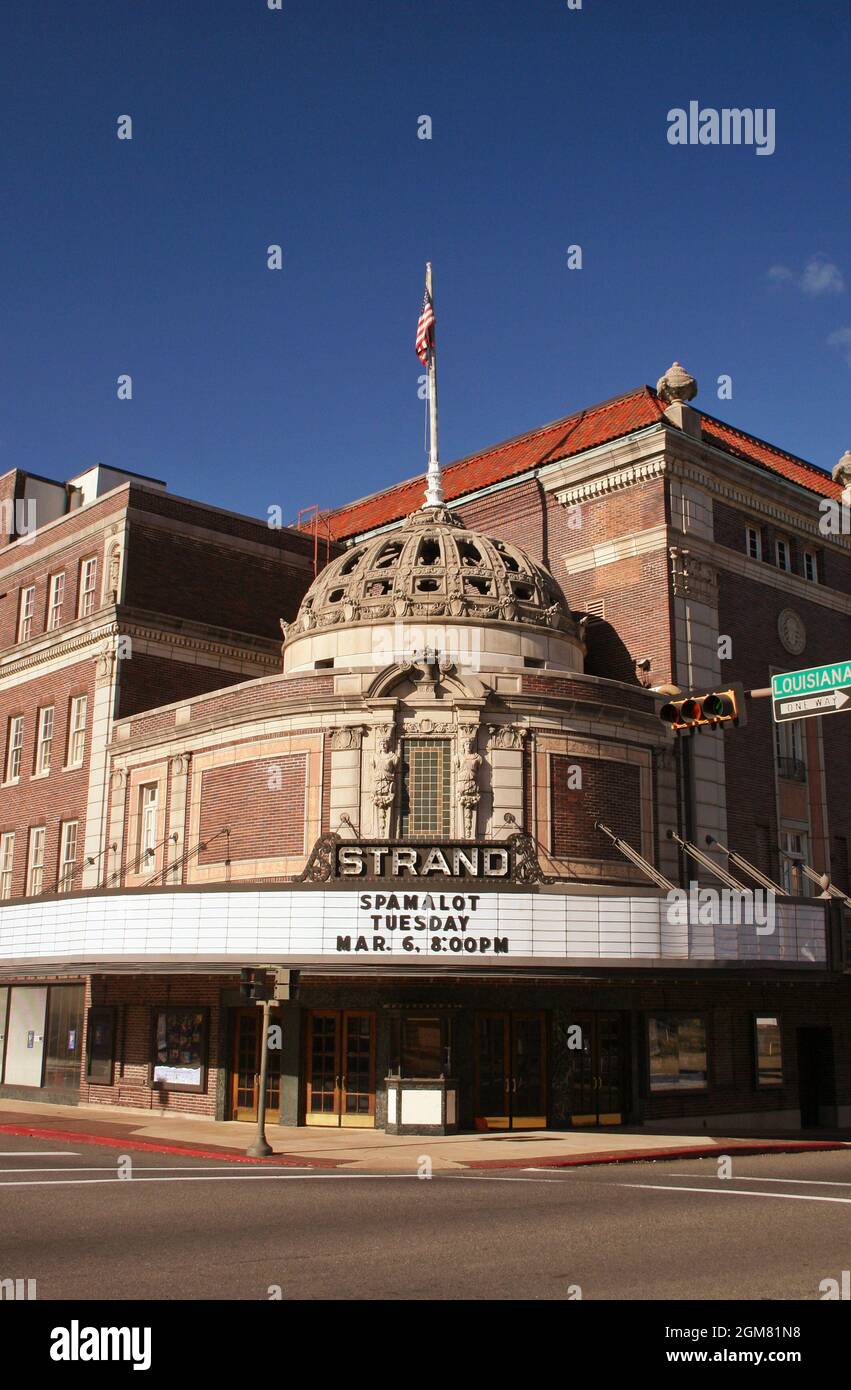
[
  {"xmin": 43, "ymin": 984, "xmax": 85, "ymax": 1091},
  {"xmin": 754, "ymin": 1016, "xmax": 783, "ymax": 1088},
  {"xmin": 775, "ymin": 538, "xmax": 790, "ymax": 571},
  {"xmin": 152, "ymin": 1008, "xmax": 208, "ymax": 1092},
  {"xmin": 47, "ymin": 573, "xmax": 65, "ymax": 629},
  {"xmin": 774, "ymin": 718, "xmax": 806, "ymax": 782},
  {"xmin": 26, "ymin": 826, "xmax": 46, "ymax": 896},
  {"xmin": 67, "ymin": 695, "xmax": 88, "ymax": 767},
  {"xmin": 745, "ymin": 526, "xmax": 761, "ymax": 561},
  {"xmin": 0, "ymin": 833, "xmax": 14, "ymax": 900},
  {"xmin": 85, "ymin": 1006, "xmax": 117, "ymax": 1085},
  {"xmin": 780, "ymin": 831, "xmax": 808, "ymax": 895},
  {"xmin": 399, "ymin": 739, "xmax": 451, "ymax": 838},
  {"xmin": 647, "ymin": 1015, "xmax": 708, "ymax": 1092},
  {"xmin": 35, "ymin": 706, "xmax": 54, "ymax": 775},
  {"xmin": 389, "ymin": 1011, "xmax": 454, "ymax": 1079},
  {"xmin": 17, "ymin": 585, "xmax": 35, "ymax": 642},
  {"xmin": 79, "ymin": 557, "xmax": 98, "ymax": 617},
  {"xmin": 5, "ymin": 716, "xmax": 24, "ymax": 783},
  {"xmin": 139, "ymin": 784, "xmax": 159, "ymax": 860},
  {"xmin": 58, "ymin": 820, "xmax": 78, "ymax": 893},
  {"xmin": 803, "ymin": 550, "xmax": 818, "ymax": 583}
]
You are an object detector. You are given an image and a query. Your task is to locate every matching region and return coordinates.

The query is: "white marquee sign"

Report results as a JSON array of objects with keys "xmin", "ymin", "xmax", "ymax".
[{"xmin": 0, "ymin": 887, "xmax": 827, "ymax": 969}]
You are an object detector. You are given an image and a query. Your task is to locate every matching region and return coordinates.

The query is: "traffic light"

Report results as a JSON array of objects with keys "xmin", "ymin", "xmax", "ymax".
[
  {"xmin": 659, "ymin": 683, "xmax": 746, "ymax": 732},
  {"xmin": 239, "ymin": 968, "xmax": 270, "ymax": 1002},
  {"xmin": 273, "ymin": 969, "xmax": 300, "ymax": 1002}
]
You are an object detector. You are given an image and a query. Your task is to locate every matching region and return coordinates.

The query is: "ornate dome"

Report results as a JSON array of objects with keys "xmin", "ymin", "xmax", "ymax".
[{"xmin": 286, "ymin": 505, "xmax": 576, "ymax": 637}]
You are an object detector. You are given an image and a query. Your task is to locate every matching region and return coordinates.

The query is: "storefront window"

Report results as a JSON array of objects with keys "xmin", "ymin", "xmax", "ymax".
[
  {"xmin": 86, "ymin": 1006, "xmax": 117, "ymax": 1085},
  {"xmin": 754, "ymin": 1015, "xmax": 783, "ymax": 1087},
  {"xmin": 152, "ymin": 1008, "xmax": 208, "ymax": 1092},
  {"xmin": 389, "ymin": 1012, "xmax": 453, "ymax": 1077},
  {"xmin": 647, "ymin": 1015, "xmax": 707, "ymax": 1092},
  {"xmin": 43, "ymin": 984, "xmax": 84, "ymax": 1090}
]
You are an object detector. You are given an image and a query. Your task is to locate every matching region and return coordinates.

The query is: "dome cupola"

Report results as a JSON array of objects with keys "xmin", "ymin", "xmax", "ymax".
[{"xmin": 283, "ymin": 505, "xmax": 584, "ymax": 677}]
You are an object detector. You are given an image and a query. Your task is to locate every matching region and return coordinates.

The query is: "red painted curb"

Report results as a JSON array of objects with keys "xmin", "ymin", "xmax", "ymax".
[
  {"xmin": 464, "ymin": 1140, "xmax": 849, "ymax": 1170},
  {"xmin": 0, "ymin": 1123, "xmax": 340, "ymax": 1167}
]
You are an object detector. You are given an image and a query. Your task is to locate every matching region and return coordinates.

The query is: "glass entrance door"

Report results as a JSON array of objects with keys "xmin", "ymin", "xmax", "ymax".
[
  {"xmin": 230, "ymin": 1008, "xmax": 281, "ymax": 1122},
  {"xmin": 305, "ymin": 1010, "xmax": 376, "ymax": 1128},
  {"xmin": 567, "ymin": 1013, "xmax": 624, "ymax": 1126},
  {"xmin": 474, "ymin": 1011, "xmax": 547, "ymax": 1130}
]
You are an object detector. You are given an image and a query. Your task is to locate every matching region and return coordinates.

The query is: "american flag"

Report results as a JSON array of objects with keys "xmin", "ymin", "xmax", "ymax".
[{"xmin": 415, "ymin": 287, "xmax": 435, "ymax": 365}]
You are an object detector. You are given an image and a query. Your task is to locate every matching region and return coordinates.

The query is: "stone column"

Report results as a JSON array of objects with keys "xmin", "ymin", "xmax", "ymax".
[{"xmin": 670, "ymin": 547, "xmax": 729, "ymax": 871}]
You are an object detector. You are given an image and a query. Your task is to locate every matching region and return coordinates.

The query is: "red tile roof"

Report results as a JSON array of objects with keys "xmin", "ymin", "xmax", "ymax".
[
  {"xmin": 699, "ymin": 413, "xmax": 841, "ymax": 500},
  {"xmin": 324, "ymin": 386, "xmax": 840, "ymax": 539}
]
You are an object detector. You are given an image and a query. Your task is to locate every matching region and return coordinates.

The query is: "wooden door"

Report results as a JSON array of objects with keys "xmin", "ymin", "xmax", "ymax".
[
  {"xmin": 475, "ymin": 1012, "xmax": 547, "ymax": 1131},
  {"xmin": 230, "ymin": 1008, "xmax": 281, "ymax": 1122},
  {"xmin": 305, "ymin": 1010, "xmax": 376, "ymax": 1128}
]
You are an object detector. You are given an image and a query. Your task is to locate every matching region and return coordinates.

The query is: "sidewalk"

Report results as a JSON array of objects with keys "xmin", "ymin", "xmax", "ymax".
[{"xmin": 1, "ymin": 1098, "xmax": 846, "ymax": 1171}]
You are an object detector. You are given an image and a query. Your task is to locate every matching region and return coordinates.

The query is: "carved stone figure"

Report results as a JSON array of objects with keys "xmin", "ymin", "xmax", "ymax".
[
  {"xmin": 108, "ymin": 547, "xmax": 121, "ymax": 596},
  {"xmin": 371, "ymin": 727, "xmax": 399, "ymax": 836},
  {"xmin": 455, "ymin": 728, "xmax": 482, "ymax": 839}
]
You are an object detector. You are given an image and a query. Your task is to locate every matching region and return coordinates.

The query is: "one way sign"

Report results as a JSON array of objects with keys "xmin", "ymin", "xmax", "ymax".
[{"xmin": 772, "ymin": 660, "xmax": 851, "ymax": 723}]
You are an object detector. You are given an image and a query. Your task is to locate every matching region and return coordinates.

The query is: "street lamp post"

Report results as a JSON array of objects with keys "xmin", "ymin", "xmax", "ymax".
[{"xmin": 247, "ymin": 996, "xmax": 273, "ymax": 1158}]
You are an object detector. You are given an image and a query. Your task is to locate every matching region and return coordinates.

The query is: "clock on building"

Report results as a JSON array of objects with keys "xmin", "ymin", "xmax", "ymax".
[{"xmin": 777, "ymin": 608, "xmax": 807, "ymax": 656}]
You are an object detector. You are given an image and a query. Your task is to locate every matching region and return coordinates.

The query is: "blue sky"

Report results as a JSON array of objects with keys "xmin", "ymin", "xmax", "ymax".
[{"xmin": 1, "ymin": 0, "xmax": 849, "ymax": 521}]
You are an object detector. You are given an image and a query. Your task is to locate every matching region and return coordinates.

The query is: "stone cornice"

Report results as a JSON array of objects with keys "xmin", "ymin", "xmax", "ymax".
[
  {"xmin": 552, "ymin": 435, "xmax": 850, "ymax": 555},
  {"xmin": 668, "ymin": 446, "xmax": 850, "ymax": 552},
  {"xmin": 0, "ymin": 617, "xmax": 120, "ymax": 684},
  {"xmin": 673, "ymin": 533, "xmax": 851, "ymax": 616}
]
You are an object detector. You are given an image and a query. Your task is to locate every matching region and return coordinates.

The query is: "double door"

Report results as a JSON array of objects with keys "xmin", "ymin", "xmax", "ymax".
[
  {"xmin": 231, "ymin": 1008, "xmax": 281, "ymax": 1122},
  {"xmin": 567, "ymin": 1012, "xmax": 624, "ymax": 1126},
  {"xmin": 475, "ymin": 1011, "xmax": 547, "ymax": 1130},
  {"xmin": 305, "ymin": 1010, "xmax": 376, "ymax": 1128}
]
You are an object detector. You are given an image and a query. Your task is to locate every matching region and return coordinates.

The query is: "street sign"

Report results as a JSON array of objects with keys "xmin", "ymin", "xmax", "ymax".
[{"xmin": 771, "ymin": 660, "xmax": 851, "ymax": 723}]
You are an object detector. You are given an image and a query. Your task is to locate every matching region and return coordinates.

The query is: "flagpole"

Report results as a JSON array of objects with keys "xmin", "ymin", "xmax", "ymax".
[{"xmin": 424, "ymin": 262, "xmax": 443, "ymax": 507}]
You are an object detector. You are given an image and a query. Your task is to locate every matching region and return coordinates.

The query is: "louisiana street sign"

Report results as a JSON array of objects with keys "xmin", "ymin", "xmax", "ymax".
[{"xmin": 772, "ymin": 660, "xmax": 851, "ymax": 723}]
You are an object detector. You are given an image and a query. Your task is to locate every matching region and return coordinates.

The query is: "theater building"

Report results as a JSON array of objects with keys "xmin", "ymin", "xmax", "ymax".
[{"xmin": 0, "ymin": 361, "xmax": 849, "ymax": 1135}]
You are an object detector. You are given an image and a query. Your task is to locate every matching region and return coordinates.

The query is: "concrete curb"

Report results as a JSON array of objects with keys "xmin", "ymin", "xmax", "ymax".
[
  {"xmin": 0, "ymin": 1123, "xmax": 341, "ymax": 1167},
  {"xmin": 463, "ymin": 1140, "xmax": 849, "ymax": 1170}
]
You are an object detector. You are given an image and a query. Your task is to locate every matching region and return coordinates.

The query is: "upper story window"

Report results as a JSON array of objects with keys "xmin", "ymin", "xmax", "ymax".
[
  {"xmin": 139, "ymin": 784, "xmax": 159, "ymax": 861},
  {"xmin": 47, "ymin": 572, "xmax": 65, "ymax": 630},
  {"xmin": 79, "ymin": 557, "xmax": 98, "ymax": 618},
  {"xmin": 58, "ymin": 820, "xmax": 79, "ymax": 893},
  {"xmin": 35, "ymin": 706, "xmax": 54, "ymax": 776},
  {"xmin": 775, "ymin": 538, "xmax": 791, "ymax": 572},
  {"xmin": 67, "ymin": 695, "xmax": 88, "ymax": 767},
  {"xmin": 17, "ymin": 585, "xmax": 35, "ymax": 642},
  {"xmin": 5, "ymin": 716, "xmax": 24, "ymax": 784},
  {"xmin": 774, "ymin": 718, "xmax": 806, "ymax": 781},
  {"xmin": 399, "ymin": 739, "xmax": 451, "ymax": 838},
  {"xmin": 0, "ymin": 833, "xmax": 14, "ymax": 900},
  {"xmin": 779, "ymin": 831, "xmax": 808, "ymax": 896},
  {"xmin": 745, "ymin": 526, "xmax": 762, "ymax": 561},
  {"xmin": 26, "ymin": 826, "xmax": 46, "ymax": 896},
  {"xmin": 803, "ymin": 549, "xmax": 819, "ymax": 583}
]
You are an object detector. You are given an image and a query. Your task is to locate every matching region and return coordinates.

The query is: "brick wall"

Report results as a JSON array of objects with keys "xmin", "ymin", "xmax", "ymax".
[
  {"xmin": 0, "ymin": 660, "xmax": 95, "ymax": 897},
  {"xmin": 547, "ymin": 479, "xmax": 673, "ymax": 687},
  {"xmin": 551, "ymin": 754, "xmax": 641, "ymax": 861},
  {"xmin": 197, "ymin": 757, "xmax": 307, "ymax": 863},
  {"xmin": 80, "ymin": 974, "xmax": 231, "ymax": 1117},
  {"xmin": 717, "ymin": 570, "xmax": 851, "ymax": 879},
  {"xmin": 116, "ymin": 653, "xmax": 252, "ymax": 720}
]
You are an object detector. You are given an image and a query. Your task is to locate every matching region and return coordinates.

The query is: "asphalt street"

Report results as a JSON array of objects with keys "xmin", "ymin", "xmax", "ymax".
[{"xmin": 1, "ymin": 1134, "xmax": 849, "ymax": 1300}]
